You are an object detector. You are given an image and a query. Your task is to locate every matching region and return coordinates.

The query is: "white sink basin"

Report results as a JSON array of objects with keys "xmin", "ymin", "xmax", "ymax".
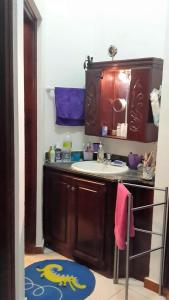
[{"xmin": 71, "ymin": 161, "xmax": 129, "ymax": 174}]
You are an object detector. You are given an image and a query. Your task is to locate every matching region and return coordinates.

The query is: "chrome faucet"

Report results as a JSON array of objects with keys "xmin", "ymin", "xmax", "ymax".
[{"xmin": 104, "ymin": 153, "xmax": 111, "ymax": 165}]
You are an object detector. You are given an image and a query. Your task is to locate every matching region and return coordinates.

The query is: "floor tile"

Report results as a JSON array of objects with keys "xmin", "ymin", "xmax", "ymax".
[
  {"xmin": 149, "ymin": 295, "xmax": 166, "ymax": 300},
  {"xmin": 119, "ymin": 278, "xmax": 159, "ymax": 299},
  {"xmin": 25, "ymin": 249, "xmax": 164, "ymax": 300},
  {"xmin": 107, "ymin": 288, "xmax": 149, "ymax": 300},
  {"xmin": 24, "ymin": 250, "xmax": 65, "ymax": 267},
  {"xmin": 86, "ymin": 272, "xmax": 123, "ymax": 300}
]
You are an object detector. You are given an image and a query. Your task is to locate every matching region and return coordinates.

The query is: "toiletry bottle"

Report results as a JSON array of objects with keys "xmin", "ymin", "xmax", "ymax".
[
  {"xmin": 45, "ymin": 151, "xmax": 49, "ymax": 163},
  {"xmin": 49, "ymin": 146, "xmax": 55, "ymax": 163},
  {"xmin": 150, "ymin": 88, "xmax": 160, "ymax": 126},
  {"xmin": 97, "ymin": 142, "xmax": 104, "ymax": 163},
  {"xmin": 116, "ymin": 123, "xmax": 121, "ymax": 136},
  {"xmin": 54, "ymin": 145, "xmax": 56, "ymax": 157},
  {"xmin": 102, "ymin": 124, "xmax": 108, "ymax": 136},
  {"xmin": 62, "ymin": 132, "xmax": 72, "ymax": 162},
  {"xmin": 88, "ymin": 142, "xmax": 94, "ymax": 160},
  {"xmin": 55, "ymin": 144, "xmax": 62, "ymax": 161},
  {"xmin": 106, "ymin": 153, "xmax": 111, "ymax": 164}
]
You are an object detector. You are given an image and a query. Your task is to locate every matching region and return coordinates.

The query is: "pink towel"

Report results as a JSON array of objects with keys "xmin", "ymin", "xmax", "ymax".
[{"xmin": 114, "ymin": 183, "xmax": 135, "ymax": 250}]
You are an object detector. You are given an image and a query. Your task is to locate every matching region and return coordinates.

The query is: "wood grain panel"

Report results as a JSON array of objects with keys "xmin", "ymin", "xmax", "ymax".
[
  {"xmin": 85, "ymin": 69, "xmax": 102, "ymax": 135},
  {"xmin": 73, "ymin": 179, "xmax": 106, "ymax": 267},
  {"xmin": 24, "ymin": 6, "xmax": 37, "ymax": 253},
  {"xmin": 43, "ymin": 170, "xmax": 73, "ymax": 257}
]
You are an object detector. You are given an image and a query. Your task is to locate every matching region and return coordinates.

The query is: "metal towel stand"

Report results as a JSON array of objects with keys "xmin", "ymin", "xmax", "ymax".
[{"xmin": 113, "ymin": 182, "xmax": 169, "ymax": 300}]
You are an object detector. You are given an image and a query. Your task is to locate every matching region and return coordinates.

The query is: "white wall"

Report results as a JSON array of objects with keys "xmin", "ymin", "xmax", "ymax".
[
  {"xmin": 43, "ymin": 0, "xmax": 94, "ymax": 152},
  {"xmin": 13, "ymin": 1, "xmax": 25, "ymax": 299},
  {"xmin": 84, "ymin": 136, "xmax": 157, "ymax": 157},
  {"xmin": 43, "ymin": 0, "xmax": 167, "ymax": 157},
  {"xmin": 92, "ymin": 0, "xmax": 166, "ymax": 61},
  {"xmin": 149, "ymin": 1, "xmax": 169, "ymax": 283}
]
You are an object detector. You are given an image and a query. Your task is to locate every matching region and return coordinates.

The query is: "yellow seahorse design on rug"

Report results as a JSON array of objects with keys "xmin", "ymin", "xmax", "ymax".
[{"xmin": 36, "ymin": 263, "xmax": 86, "ymax": 292}]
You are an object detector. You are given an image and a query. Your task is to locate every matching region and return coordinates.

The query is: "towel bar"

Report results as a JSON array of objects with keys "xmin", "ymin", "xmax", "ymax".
[
  {"xmin": 113, "ymin": 183, "xmax": 169, "ymax": 300},
  {"xmin": 46, "ymin": 87, "xmax": 54, "ymax": 92}
]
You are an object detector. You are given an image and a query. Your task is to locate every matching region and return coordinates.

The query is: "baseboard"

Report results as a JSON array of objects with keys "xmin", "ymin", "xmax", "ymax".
[
  {"xmin": 25, "ymin": 246, "xmax": 44, "ymax": 254},
  {"xmin": 144, "ymin": 278, "xmax": 159, "ymax": 293},
  {"xmin": 163, "ymin": 288, "xmax": 169, "ymax": 299},
  {"xmin": 144, "ymin": 277, "xmax": 169, "ymax": 298},
  {"xmin": 33, "ymin": 246, "xmax": 44, "ymax": 254}
]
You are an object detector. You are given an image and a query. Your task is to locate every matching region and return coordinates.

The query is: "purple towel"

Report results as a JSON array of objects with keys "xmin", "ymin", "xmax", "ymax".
[{"xmin": 55, "ymin": 87, "xmax": 85, "ymax": 126}]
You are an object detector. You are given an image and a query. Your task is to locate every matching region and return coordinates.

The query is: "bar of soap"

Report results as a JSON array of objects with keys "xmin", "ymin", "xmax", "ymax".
[{"xmin": 111, "ymin": 160, "xmax": 126, "ymax": 167}]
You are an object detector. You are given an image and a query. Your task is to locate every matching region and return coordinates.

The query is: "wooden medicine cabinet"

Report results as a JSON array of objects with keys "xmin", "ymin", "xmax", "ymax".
[{"xmin": 85, "ymin": 57, "xmax": 163, "ymax": 142}]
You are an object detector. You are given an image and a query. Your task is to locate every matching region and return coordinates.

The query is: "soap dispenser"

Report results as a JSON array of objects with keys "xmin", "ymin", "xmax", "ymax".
[{"xmin": 97, "ymin": 142, "xmax": 104, "ymax": 163}]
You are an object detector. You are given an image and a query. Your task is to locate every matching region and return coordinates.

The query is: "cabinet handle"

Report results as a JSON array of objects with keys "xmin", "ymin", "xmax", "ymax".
[
  {"xmin": 97, "ymin": 74, "xmax": 103, "ymax": 80},
  {"xmin": 71, "ymin": 186, "xmax": 76, "ymax": 191}
]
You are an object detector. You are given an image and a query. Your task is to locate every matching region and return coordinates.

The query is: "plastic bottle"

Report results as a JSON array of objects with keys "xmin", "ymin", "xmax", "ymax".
[
  {"xmin": 150, "ymin": 88, "xmax": 160, "ymax": 127},
  {"xmin": 106, "ymin": 153, "xmax": 111, "ymax": 164},
  {"xmin": 120, "ymin": 123, "xmax": 125, "ymax": 137},
  {"xmin": 49, "ymin": 146, "xmax": 55, "ymax": 163},
  {"xmin": 102, "ymin": 125, "xmax": 108, "ymax": 136},
  {"xmin": 116, "ymin": 123, "xmax": 121, "ymax": 136},
  {"xmin": 62, "ymin": 133, "xmax": 72, "ymax": 162},
  {"xmin": 55, "ymin": 144, "xmax": 62, "ymax": 162},
  {"xmin": 97, "ymin": 142, "xmax": 104, "ymax": 163}
]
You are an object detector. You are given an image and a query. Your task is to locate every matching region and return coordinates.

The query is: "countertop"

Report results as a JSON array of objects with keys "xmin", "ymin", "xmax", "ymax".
[{"xmin": 44, "ymin": 162, "xmax": 154, "ymax": 186}]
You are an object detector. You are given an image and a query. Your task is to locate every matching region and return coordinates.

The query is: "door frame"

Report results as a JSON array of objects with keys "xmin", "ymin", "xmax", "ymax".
[
  {"xmin": 24, "ymin": 0, "xmax": 42, "ymax": 254},
  {"xmin": 24, "ymin": 0, "xmax": 38, "ymax": 253},
  {"xmin": 0, "ymin": 0, "xmax": 15, "ymax": 299}
]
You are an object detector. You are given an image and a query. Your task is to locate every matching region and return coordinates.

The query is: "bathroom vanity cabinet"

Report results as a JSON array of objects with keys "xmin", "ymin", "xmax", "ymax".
[
  {"xmin": 43, "ymin": 164, "xmax": 154, "ymax": 280},
  {"xmin": 85, "ymin": 57, "xmax": 163, "ymax": 142},
  {"xmin": 43, "ymin": 165, "xmax": 116, "ymax": 277}
]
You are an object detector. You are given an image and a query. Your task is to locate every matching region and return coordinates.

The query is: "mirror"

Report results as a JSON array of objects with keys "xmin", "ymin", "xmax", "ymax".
[
  {"xmin": 100, "ymin": 68, "xmax": 131, "ymax": 138},
  {"xmin": 112, "ymin": 98, "xmax": 127, "ymax": 113}
]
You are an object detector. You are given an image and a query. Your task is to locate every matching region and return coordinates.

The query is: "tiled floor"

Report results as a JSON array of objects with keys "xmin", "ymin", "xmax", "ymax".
[{"xmin": 25, "ymin": 248, "xmax": 166, "ymax": 300}]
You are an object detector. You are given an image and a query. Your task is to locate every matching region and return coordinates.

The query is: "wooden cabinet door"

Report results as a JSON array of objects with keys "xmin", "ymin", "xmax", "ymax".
[
  {"xmin": 72, "ymin": 177, "xmax": 106, "ymax": 268},
  {"xmin": 85, "ymin": 69, "xmax": 102, "ymax": 136},
  {"xmin": 85, "ymin": 58, "xmax": 162, "ymax": 142},
  {"xmin": 43, "ymin": 170, "xmax": 73, "ymax": 257},
  {"xmin": 127, "ymin": 67, "xmax": 156, "ymax": 142}
]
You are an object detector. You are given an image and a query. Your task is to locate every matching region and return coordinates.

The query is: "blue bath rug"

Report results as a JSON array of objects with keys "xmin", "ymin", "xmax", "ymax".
[{"xmin": 25, "ymin": 259, "xmax": 95, "ymax": 300}]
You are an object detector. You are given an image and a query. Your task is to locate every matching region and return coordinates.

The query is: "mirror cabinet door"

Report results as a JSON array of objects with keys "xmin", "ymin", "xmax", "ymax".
[
  {"xmin": 100, "ymin": 69, "xmax": 131, "ymax": 138},
  {"xmin": 85, "ymin": 69, "xmax": 102, "ymax": 136}
]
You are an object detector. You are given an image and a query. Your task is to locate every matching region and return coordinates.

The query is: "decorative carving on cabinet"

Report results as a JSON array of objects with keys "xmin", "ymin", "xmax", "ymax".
[
  {"xmin": 128, "ymin": 79, "xmax": 145, "ymax": 133},
  {"xmin": 85, "ymin": 82, "xmax": 98, "ymax": 127},
  {"xmin": 83, "ymin": 55, "xmax": 93, "ymax": 70},
  {"xmin": 85, "ymin": 70, "xmax": 102, "ymax": 135}
]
